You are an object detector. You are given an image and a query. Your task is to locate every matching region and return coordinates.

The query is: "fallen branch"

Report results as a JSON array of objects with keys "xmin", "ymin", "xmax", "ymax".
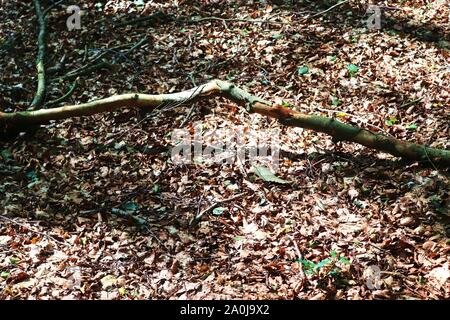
[
  {"xmin": 315, "ymin": 106, "xmax": 391, "ymax": 137},
  {"xmin": 30, "ymin": 0, "xmax": 47, "ymax": 109},
  {"xmin": 0, "ymin": 80, "xmax": 449, "ymax": 165}
]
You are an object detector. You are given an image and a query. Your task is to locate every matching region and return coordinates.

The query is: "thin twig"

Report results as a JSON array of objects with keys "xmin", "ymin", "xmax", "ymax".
[
  {"xmin": 192, "ymin": 193, "xmax": 245, "ymax": 224},
  {"xmin": 190, "ymin": 16, "xmax": 290, "ymax": 25},
  {"xmin": 52, "ymin": 60, "xmax": 112, "ymax": 83},
  {"xmin": 45, "ymin": 78, "xmax": 78, "ymax": 107},
  {"xmin": 399, "ymin": 97, "xmax": 423, "ymax": 109},
  {"xmin": 293, "ymin": 239, "xmax": 307, "ymax": 278},
  {"xmin": 0, "ymin": 215, "xmax": 69, "ymax": 247},
  {"xmin": 43, "ymin": 0, "xmax": 63, "ymax": 17},
  {"xmin": 304, "ymin": 0, "xmax": 351, "ymax": 20}
]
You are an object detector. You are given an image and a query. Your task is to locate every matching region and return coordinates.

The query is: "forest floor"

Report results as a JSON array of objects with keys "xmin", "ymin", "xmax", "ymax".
[{"xmin": 0, "ymin": 0, "xmax": 449, "ymax": 299}]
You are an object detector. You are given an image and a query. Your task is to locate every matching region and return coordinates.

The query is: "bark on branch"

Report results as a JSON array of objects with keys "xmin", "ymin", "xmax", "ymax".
[
  {"xmin": 30, "ymin": 0, "xmax": 47, "ymax": 109},
  {"xmin": 0, "ymin": 80, "xmax": 449, "ymax": 166}
]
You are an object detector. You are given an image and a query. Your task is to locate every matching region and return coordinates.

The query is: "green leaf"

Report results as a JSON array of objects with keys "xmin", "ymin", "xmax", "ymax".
[
  {"xmin": 152, "ymin": 184, "xmax": 161, "ymax": 194},
  {"xmin": 114, "ymin": 141, "xmax": 126, "ymax": 150},
  {"xmin": 406, "ymin": 124, "xmax": 418, "ymax": 131},
  {"xmin": 309, "ymin": 241, "xmax": 319, "ymax": 248},
  {"xmin": 328, "ymin": 55, "xmax": 337, "ymax": 61},
  {"xmin": 100, "ymin": 275, "xmax": 117, "ymax": 289},
  {"xmin": 253, "ymin": 166, "xmax": 289, "ymax": 184},
  {"xmin": 298, "ymin": 259, "xmax": 316, "ymax": 272},
  {"xmin": 347, "ymin": 64, "xmax": 359, "ymax": 73},
  {"xmin": 339, "ymin": 256, "xmax": 351, "ymax": 265},
  {"xmin": 118, "ymin": 287, "xmax": 127, "ymax": 296},
  {"xmin": 282, "ymin": 101, "xmax": 293, "ymax": 108},
  {"xmin": 0, "ymin": 271, "xmax": 9, "ymax": 278},
  {"xmin": 212, "ymin": 207, "xmax": 227, "ymax": 215},
  {"xmin": 9, "ymin": 257, "xmax": 19, "ymax": 265},
  {"xmin": 133, "ymin": 0, "xmax": 145, "ymax": 8},
  {"xmin": 26, "ymin": 170, "xmax": 38, "ymax": 182},
  {"xmin": 297, "ymin": 66, "xmax": 309, "ymax": 75},
  {"xmin": 385, "ymin": 117, "xmax": 397, "ymax": 126},
  {"xmin": 272, "ymin": 33, "xmax": 283, "ymax": 39},
  {"xmin": 331, "ymin": 97, "xmax": 342, "ymax": 106},
  {"xmin": 1, "ymin": 149, "xmax": 12, "ymax": 161},
  {"xmin": 330, "ymin": 250, "xmax": 337, "ymax": 258},
  {"xmin": 241, "ymin": 29, "xmax": 249, "ymax": 36},
  {"xmin": 316, "ymin": 258, "xmax": 331, "ymax": 269},
  {"xmin": 167, "ymin": 226, "xmax": 178, "ymax": 235},
  {"xmin": 121, "ymin": 202, "xmax": 139, "ymax": 212}
]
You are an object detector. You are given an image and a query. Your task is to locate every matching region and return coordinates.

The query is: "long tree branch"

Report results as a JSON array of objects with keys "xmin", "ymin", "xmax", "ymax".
[
  {"xmin": 30, "ymin": 0, "xmax": 47, "ymax": 109},
  {"xmin": 1, "ymin": 79, "xmax": 449, "ymax": 166}
]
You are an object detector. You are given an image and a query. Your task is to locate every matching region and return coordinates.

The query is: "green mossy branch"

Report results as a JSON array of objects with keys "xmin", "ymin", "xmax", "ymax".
[
  {"xmin": 30, "ymin": 0, "xmax": 47, "ymax": 110},
  {"xmin": 1, "ymin": 80, "xmax": 449, "ymax": 166}
]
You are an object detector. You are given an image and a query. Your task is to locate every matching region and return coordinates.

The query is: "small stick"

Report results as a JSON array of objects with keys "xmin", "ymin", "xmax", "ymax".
[
  {"xmin": 304, "ymin": 0, "xmax": 351, "ymax": 20},
  {"xmin": 45, "ymin": 78, "xmax": 78, "ymax": 107},
  {"xmin": 0, "ymin": 215, "xmax": 69, "ymax": 247},
  {"xmin": 191, "ymin": 193, "xmax": 245, "ymax": 224}
]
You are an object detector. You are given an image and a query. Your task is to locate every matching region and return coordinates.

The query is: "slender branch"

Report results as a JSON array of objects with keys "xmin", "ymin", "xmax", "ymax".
[
  {"xmin": 43, "ymin": 0, "xmax": 63, "ymax": 17},
  {"xmin": 51, "ymin": 37, "xmax": 146, "ymax": 84},
  {"xmin": 116, "ymin": 11, "xmax": 289, "ymax": 28},
  {"xmin": 52, "ymin": 60, "xmax": 112, "ymax": 83},
  {"xmin": 192, "ymin": 193, "xmax": 245, "ymax": 224},
  {"xmin": 399, "ymin": 97, "xmax": 423, "ymax": 109},
  {"xmin": 0, "ymin": 215, "xmax": 69, "ymax": 247},
  {"xmin": 47, "ymin": 54, "xmax": 67, "ymax": 75},
  {"xmin": 30, "ymin": 0, "xmax": 47, "ymax": 109},
  {"xmin": 305, "ymin": 0, "xmax": 351, "ymax": 20},
  {"xmin": 44, "ymin": 78, "xmax": 78, "ymax": 107},
  {"xmin": 1, "ymin": 80, "xmax": 449, "ymax": 165},
  {"xmin": 189, "ymin": 15, "xmax": 290, "ymax": 25}
]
